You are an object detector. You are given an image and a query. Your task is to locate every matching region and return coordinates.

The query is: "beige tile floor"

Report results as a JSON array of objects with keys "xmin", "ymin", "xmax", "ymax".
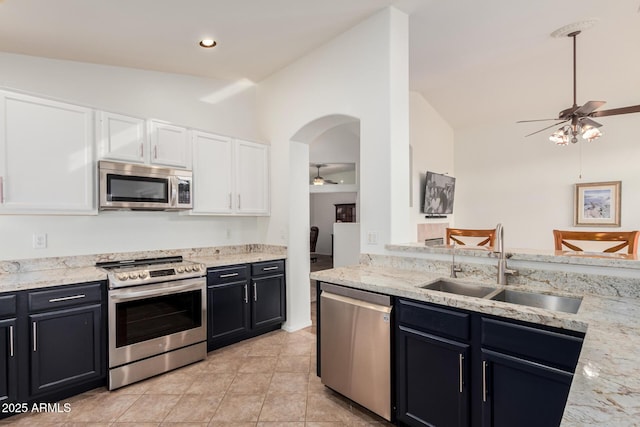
[{"xmin": 2, "ymin": 302, "xmax": 393, "ymax": 426}]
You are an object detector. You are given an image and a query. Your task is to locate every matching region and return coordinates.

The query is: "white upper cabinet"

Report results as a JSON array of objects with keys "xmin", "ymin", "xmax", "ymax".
[
  {"xmin": 97, "ymin": 115, "xmax": 190, "ymax": 169},
  {"xmin": 149, "ymin": 121, "xmax": 190, "ymax": 169},
  {"xmin": 0, "ymin": 90, "xmax": 96, "ymax": 214},
  {"xmin": 235, "ymin": 139, "xmax": 270, "ymax": 215},
  {"xmin": 190, "ymin": 132, "xmax": 269, "ymax": 216},
  {"xmin": 191, "ymin": 131, "xmax": 234, "ymax": 214},
  {"xmin": 97, "ymin": 111, "xmax": 147, "ymax": 163}
]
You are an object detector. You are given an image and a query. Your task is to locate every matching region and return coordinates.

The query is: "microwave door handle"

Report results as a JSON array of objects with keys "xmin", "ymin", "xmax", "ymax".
[{"xmin": 169, "ymin": 177, "xmax": 177, "ymax": 207}]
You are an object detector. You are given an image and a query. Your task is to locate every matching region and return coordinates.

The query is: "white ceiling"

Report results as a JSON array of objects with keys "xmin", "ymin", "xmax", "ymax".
[{"xmin": 1, "ymin": 0, "xmax": 639, "ymax": 130}]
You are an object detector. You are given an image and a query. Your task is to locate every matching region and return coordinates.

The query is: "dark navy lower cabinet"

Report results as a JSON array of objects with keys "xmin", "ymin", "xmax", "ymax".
[
  {"xmin": 480, "ymin": 349, "xmax": 574, "ymax": 427},
  {"xmin": 396, "ymin": 324, "xmax": 470, "ymax": 427},
  {"xmin": 207, "ymin": 260, "xmax": 285, "ymax": 351},
  {"xmin": 395, "ymin": 297, "xmax": 584, "ymax": 427},
  {"xmin": 1, "ymin": 282, "xmax": 106, "ymax": 420},
  {"xmin": 29, "ymin": 304, "xmax": 103, "ymax": 396},
  {"xmin": 0, "ymin": 293, "xmax": 18, "ymax": 413}
]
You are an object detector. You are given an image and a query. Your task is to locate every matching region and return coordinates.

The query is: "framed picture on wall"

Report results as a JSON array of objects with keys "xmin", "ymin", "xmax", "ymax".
[{"xmin": 574, "ymin": 181, "xmax": 621, "ymax": 226}]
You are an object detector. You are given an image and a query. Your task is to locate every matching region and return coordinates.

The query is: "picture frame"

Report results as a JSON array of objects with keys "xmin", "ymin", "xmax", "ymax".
[{"xmin": 574, "ymin": 181, "xmax": 621, "ymax": 226}]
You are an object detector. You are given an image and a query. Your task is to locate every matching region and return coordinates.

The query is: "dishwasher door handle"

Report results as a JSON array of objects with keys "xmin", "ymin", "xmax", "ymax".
[{"xmin": 320, "ymin": 290, "xmax": 392, "ymax": 314}]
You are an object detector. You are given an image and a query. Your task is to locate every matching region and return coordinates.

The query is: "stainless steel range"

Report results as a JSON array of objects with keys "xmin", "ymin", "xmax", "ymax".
[{"xmin": 97, "ymin": 256, "xmax": 207, "ymax": 390}]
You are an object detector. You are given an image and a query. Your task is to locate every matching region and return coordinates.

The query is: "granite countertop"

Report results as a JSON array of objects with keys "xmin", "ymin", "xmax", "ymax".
[
  {"xmin": 310, "ymin": 264, "xmax": 640, "ymax": 426},
  {"xmin": 0, "ymin": 251, "xmax": 286, "ymax": 293},
  {"xmin": 387, "ymin": 242, "xmax": 640, "ymax": 269}
]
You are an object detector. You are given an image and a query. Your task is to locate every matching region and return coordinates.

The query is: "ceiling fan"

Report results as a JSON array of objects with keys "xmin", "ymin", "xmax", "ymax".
[
  {"xmin": 312, "ymin": 164, "xmax": 337, "ymax": 185},
  {"xmin": 518, "ymin": 28, "xmax": 640, "ymax": 145}
]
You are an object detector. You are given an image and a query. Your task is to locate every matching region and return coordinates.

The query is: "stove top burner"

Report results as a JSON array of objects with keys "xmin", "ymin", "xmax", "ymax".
[{"xmin": 97, "ymin": 256, "xmax": 206, "ymax": 289}]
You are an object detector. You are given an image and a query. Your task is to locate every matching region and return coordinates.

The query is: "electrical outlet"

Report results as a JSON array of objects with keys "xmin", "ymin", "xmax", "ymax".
[
  {"xmin": 33, "ymin": 233, "xmax": 47, "ymax": 249},
  {"xmin": 367, "ymin": 231, "xmax": 378, "ymax": 245}
]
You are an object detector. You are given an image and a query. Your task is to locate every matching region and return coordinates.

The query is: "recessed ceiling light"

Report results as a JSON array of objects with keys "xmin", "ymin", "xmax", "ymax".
[{"xmin": 199, "ymin": 39, "xmax": 217, "ymax": 48}]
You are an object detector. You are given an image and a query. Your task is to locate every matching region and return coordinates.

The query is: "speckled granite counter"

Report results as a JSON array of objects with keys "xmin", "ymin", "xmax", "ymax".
[
  {"xmin": 310, "ymin": 264, "xmax": 640, "ymax": 426},
  {"xmin": 0, "ymin": 244, "xmax": 286, "ymax": 293}
]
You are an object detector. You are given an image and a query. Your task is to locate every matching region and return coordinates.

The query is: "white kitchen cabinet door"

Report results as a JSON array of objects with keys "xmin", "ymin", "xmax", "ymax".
[
  {"xmin": 191, "ymin": 131, "xmax": 234, "ymax": 214},
  {"xmin": 96, "ymin": 111, "xmax": 146, "ymax": 163},
  {"xmin": 235, "ymin": 139, "xmax": 270, "ymax": 215},
  {"xmin": 149, "ymin": 121, "xmax": 190, "ymax": 168},
  {"xmin": 0, "ymin": 90, "xmax": 96, "ymax": 214}
]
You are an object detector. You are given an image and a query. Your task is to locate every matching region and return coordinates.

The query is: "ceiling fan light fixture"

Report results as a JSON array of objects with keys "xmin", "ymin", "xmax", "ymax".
[
  {"xmin": 313, "ymin": 164, "xmax": 326, "ymax": 185},
  {"xmin": 550, "ymin": 129, "xmax": 568, "ymax": 145},
  {"xmin": 582, "ymin": 126, "xmax": 602, "ymax": 141}
]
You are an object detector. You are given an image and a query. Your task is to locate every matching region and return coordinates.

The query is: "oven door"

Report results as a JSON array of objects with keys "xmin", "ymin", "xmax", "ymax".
[{"xmin": 108, "ymin": 278, "xmax": 206, "ymax": 368}]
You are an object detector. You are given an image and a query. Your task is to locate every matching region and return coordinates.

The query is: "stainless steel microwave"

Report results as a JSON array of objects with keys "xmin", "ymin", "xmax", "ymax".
[{"xmin": 98, "ymin": 160, "xmax": 192, "ymax": 211}]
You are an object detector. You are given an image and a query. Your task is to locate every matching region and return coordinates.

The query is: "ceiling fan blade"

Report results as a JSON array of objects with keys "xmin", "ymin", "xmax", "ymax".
[
  {"xmin": 524, "ymin": 120, "xmax": 569, "ymax": 137},
  {"xmin": 574, "ymin": 100, "xmax": 606, "ymax": 116},
  {"xmin": 579, "ymin": 117, "xmax": 602, "ymax": 128},
  {"xmin": 591, "ymin": 104, "xmax": 640, "ymax": 117},
  {"xmin": 516, "ymin": 118, "xmax": 566, "ymax": 123}
]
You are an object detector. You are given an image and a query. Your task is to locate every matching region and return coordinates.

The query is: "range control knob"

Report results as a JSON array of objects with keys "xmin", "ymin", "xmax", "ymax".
[
  {"xmin": 177, "ymin": 266, "xmax": 185, "ymax": 273},
  {"xmin": 138, "ymin": 271, "xmax": 149, "ymax": 279},
  {"xmin": 185, "ymin": 265, "xmax": 193, "ymax": 272},
  {"xmin": 116, "ymin": 273, "xmax": 128, "ymax": 281},
  {"xmin": 128, "ymin": 272, "xmax": 138, "ymax": 280}
]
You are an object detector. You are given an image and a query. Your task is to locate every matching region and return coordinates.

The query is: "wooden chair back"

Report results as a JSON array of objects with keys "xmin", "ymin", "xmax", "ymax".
[
  {"xmin": 553, "ymin": 230, "xmax": 639, "ymax": 255},
  {"xmin": 446, "ymin": 228, "xmax": 496, "ymax": 247}
]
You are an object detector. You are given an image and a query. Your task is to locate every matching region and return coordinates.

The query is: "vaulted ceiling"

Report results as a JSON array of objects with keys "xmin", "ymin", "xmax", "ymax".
[{"xmin": 1, "ymin": 0, "xmax": 639, "ymax": 130}]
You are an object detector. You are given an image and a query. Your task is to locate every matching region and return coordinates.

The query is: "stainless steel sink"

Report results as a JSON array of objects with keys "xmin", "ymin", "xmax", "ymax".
[
  {"xmin": 421, "ymin": 280, "xmax": 497, "ymax": 298},
  {"xmin": 489, "ymin": 289, "xmax": 582, "ymax": 314}
]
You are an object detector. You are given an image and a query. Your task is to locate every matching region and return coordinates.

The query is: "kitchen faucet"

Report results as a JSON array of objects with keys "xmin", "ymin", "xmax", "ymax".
[
  {"xmin": 450, "ymin": 242, "xmax": 462, "ymax": 278},
  {"xmin": 494, "ymin": 223, "xmax": 517, "ymax": 285}
]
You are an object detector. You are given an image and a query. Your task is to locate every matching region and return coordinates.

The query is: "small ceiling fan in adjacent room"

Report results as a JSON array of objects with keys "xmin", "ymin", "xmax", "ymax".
[
  {"xmin": 518, "ymin": 21, "xmax": 640, "ymax": 145},
  {"xmin": 312, "ymin": 164, "xmax": 338, "ymax": 185}
]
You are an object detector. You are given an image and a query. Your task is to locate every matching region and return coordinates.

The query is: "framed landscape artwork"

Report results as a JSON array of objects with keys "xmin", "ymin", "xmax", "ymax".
[{"xmin": 574, "ymin": 181, "xmax": 621, "ymax": 226}]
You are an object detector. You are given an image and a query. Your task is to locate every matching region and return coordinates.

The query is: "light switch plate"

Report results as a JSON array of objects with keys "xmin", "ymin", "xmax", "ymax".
[{"xmin": 33, "ymin": 233, "xmax": 47, "ymax": 249}]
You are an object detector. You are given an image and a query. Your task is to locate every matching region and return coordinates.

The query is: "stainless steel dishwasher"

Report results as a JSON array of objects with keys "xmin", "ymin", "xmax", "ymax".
[{"xmin": 319, "ymin": 282, "xmax": 393, "ymax": 421}]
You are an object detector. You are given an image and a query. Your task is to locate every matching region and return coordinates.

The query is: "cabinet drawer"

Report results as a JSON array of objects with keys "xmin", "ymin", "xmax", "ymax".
[
  {"xmin": 397, "ymin": 298, "xmax": 470, "ymax": 341},
  {"xmin": 0, "ymin": 294, "xmax": 17, "ymax": 317},
  {"xmin": 251, "ymin": 260, "xmax": 285, "ymax": 277},
  {"xmin": 481, "ymin": 317, "xmax": 584, "ymax": 371},
  {"xmin": 28, "ymin": 282, "xmax": 103, "ymax": 312},
  {"xmin": 208, "ymin": 265, "xmax": 248, "ymax": 284}
]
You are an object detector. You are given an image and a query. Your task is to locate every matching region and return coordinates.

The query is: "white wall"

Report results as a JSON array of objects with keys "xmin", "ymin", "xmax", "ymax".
[
  {"xmin": 0, "ymin": 52, "xmax": 264, "ymax": 260},
  {"xmin": 454, "ymin": 117, "xmax": 640, "ymax": 250},
  {"xmin": 409, "ymin": 91, "xmax": 455, "ymax": 239},
  {"xmin": 310, "ymin": 192, "xmax": 358, "ymax": 255},
  {"xmin": 257, "ymin": 7, "xmax": 410, "ymax": 331}
]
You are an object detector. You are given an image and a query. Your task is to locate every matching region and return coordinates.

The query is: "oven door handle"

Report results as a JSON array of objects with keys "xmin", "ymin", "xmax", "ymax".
[{"xmin": 110, "ymin": 281, "xmax": 202, "ymax": 302}]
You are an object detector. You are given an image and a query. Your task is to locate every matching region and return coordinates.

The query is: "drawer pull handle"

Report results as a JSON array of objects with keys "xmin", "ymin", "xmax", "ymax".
[
  {"xmin": 9, "ymin": 325, "xmax": 14, "ymax": 357},
  {"xmin": 33, "ymin": 322, "xmax": 37, "ymax": 352},
  {"xmin": 49, "ymin": 294, "xmax": 86, "ymax": 303},
  {"xmin": 219, "ymin": 273, "xmax": 239, "ymax": 278},
  {"xmin": 262, "ymin": 266, "xmax": 278, "ymax": 271},
  {"xmin": 253, "ymin": 283, "xmax": 257, "ymax": 301},
  {"xmin": 244, "ymin": 284, "xmax": 248, "ymax": 304},
  {"xmin": 459, "ymin": 354, "xmax": 464, "ymax": 393},
  {"xmin": 482, "ymin": 361, "xmax": 488, "ymax": 402}
]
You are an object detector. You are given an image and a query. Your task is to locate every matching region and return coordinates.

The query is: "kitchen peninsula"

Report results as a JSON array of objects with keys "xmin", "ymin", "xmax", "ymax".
[{"xmin": 311, "ymin": 243, "xmax": 640, "ymax": 426}]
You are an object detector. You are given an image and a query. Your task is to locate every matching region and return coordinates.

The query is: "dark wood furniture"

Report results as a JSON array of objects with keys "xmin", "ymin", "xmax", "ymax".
[
  {"xmin": 335, "ymin": 203, "xmax": 356, "ymax": 223},
  {"xmin": 553, "ymin": 230, "xmax": 639, "ymax": 254},
  {"xmin": 446, "ymin": 228, "xmax": 496, "ymax": 247}
]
